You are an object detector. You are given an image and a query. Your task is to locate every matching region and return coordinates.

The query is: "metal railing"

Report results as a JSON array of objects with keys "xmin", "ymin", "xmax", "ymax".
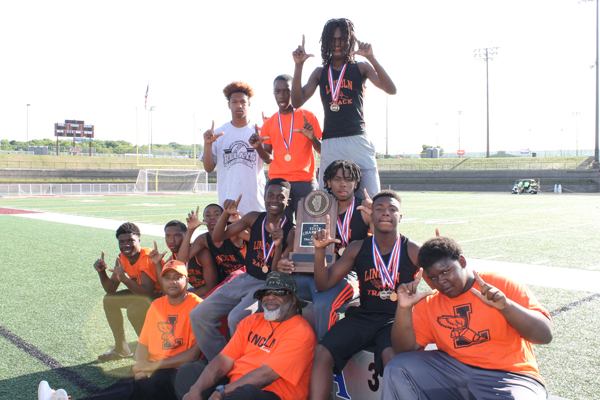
[
  {"xmin": 0, "ymin": 182, "xmax": 217, "ymax": 196},
  {"xmin": 376, "ymin": 161, "xmax": 586, "ymax": 171}
]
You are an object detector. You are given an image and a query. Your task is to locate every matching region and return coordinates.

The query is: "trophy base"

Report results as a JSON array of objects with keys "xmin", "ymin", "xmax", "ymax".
[{"xmin": 290, "ymin": 253, "xmax": 333, "ymax": 274}]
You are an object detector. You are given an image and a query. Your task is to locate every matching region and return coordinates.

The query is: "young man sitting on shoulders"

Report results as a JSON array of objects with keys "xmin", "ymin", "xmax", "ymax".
[
  {"xmin": 93, "ymin": 222, "xmax": 161, "ymax": 363},
  {"xmin": 382, "ymin": 236, "xmax": 553, "ymax": 400},
  {"xmin": 149, "ymin": 220, "xmax": 218, "ymax": 298},
  {"xmin": 189, "ymin": 179, "xmax": 295, "ymax": 362},
  {"xmin": 38, "ymin": 260, "xmax": 202, "ymax": 400},
  {"xmin": 309, "ymin": 190, "xmax": 421, "ymax": 400}
]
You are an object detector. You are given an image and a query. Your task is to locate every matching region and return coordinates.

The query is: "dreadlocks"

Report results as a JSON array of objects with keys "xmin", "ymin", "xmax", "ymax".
[
  {"xmin": 320, "ymin": 18, "xmax": 356, "ymax": 67},
  {"xmin": 323, "ymin": 159, "xmax": 362, "ymax": 194}
]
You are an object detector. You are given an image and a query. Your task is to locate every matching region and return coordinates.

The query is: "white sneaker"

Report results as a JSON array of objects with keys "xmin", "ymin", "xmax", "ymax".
[
  {"xmin": 49, "ymin": 389, "xmax": 69, "ymax": 400},
  {"xmin": 38, "ymin": 381, "xmax": 53, "ymax": 400}
]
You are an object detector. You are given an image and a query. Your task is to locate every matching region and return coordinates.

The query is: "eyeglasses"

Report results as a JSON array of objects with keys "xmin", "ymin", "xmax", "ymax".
[{"xmin": 260, "ymin": 289, "xmax": 291, "ymax": 297}]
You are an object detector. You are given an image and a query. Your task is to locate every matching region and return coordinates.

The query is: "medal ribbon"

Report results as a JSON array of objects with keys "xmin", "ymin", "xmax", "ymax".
[
  {"xmin": 336, "ymin": 197, "xmax": 355, "ymax": 247},
  {"xmin": 372, "ymin": 235, "xmax": 402, "ymax": 290},
  {"xmin": 328, "ymin": 63, "xmax": 348, "ymax": 104},
  {"xmin": 262, "ymin": 215, "xmax": 288, "ymax": 264},
  {"xmin": 277, "ymin": 109, "xmax": 294, "ymax": 153}
]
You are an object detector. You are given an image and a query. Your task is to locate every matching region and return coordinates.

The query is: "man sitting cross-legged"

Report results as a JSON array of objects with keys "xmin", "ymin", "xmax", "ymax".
[
  {"xmin": 309, "ymin": 190, "xmax": 421, "ymax": 400},
  {"xmin": 149, "ymin": 220, "xmax": 218, "ymax": 297},
  {"xmin": 94, "ymin": 222, "xmax": 161, "ymax": 363},
  {"xmin": 381, "ymin": 236, "xmax": 553, "ymax": 400},
  {"xmin": 189, "ymin": 178, "xmax": 295, "ymax": 361},
  {"xmin": 176, "ymin": 271, "xmax": 316, "ymax": 400},
  {"xmin": 38, "ymin": 260, "xmax": 202, "ymax": 400}
]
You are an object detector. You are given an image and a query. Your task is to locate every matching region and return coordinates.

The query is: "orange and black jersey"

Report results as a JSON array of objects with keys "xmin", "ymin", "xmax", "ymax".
[
  {"xmin": 206, "ymin": 233, "xmax": 247, "ymax": 283},
  {"xmin": 334, "ymin": 197, "xmax": 370, "ymax": 257},
  {"xmin": 246, "ymin": 212, "xmax": 294, "ymax": 280},
  {"xmin": 168, "ymin": 252, "xmax": 205, "ymax": 290}
]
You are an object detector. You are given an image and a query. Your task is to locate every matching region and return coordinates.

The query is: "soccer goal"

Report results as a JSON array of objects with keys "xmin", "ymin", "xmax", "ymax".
[{"xmin": 134, "ymin": 169, "xmax": 211, "ymax": 193}]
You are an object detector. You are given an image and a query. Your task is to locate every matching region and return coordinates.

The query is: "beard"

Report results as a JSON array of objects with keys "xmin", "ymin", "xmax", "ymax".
[{"xmin": 263, "ymin": 298, "xmax": 293, "ymax": 321}]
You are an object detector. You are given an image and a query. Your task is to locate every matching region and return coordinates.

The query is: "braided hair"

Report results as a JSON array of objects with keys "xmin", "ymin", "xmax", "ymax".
[
  {"xmin": 323, "ymin": 159, "xmax": 361, "ymax": 194},
  {"xmin": 320, "ymin": 18, "xmax": 356, "ymax": 66}
]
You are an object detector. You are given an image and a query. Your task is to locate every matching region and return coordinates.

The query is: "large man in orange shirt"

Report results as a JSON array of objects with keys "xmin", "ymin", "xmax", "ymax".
[
  {"xmin": 249, "ymin": 74, "xmax": 322, "ymax": 221},
  {"xmin": 384, "ymin": 236, "xmax": 553, "ymax": 399},
  {"xmin": 176, "ymin": 272, "xmax": 316, "ymax": 400}
]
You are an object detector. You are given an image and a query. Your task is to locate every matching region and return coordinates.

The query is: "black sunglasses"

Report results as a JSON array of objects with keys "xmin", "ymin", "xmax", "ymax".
[{"xmin": 260, "ymin": 289, "xmax": 291, "ymax": 297}]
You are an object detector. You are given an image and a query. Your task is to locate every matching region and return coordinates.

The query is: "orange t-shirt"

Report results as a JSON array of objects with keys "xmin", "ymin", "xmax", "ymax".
[
  {"xmin": 138, "ymin": 293, "xmax": 202, "ymax": 362},
  {"xmin": 261, "ymin": 108, "xmax": 322, "ymax": 182},
  {"xmin": 221, "ymin": 314, "xmax": 316, "ymax": 400},
  {"xmin": 413, "ymin": 271, "xmax": 551, "ymax": 384},
  {"xmin": 119, "ymin": 247, "xmax": 161, "ymax": 294}
]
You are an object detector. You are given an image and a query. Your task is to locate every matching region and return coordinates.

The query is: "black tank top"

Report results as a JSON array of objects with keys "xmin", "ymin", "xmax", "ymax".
[
  {"xmin": 334, "ymin": 197, "xmax": 370, "ymax": 256},
  {"xmin": 169, "ymin": 252, "xmax": 205, "ymax": 289},
  {"xmin": 319, "ymin": 62, "xmax": 366, "ymax": 139},
  {"xmin": 354, "ymin": 235, "xmax": 417, "ymax": 314},
  {"xmin": 206, "ymin": 233, "xmax": 247, "ymax": 282},
  {"xmin": 246, "ymin": 212, "xmax": 294, "ymax": 280}
]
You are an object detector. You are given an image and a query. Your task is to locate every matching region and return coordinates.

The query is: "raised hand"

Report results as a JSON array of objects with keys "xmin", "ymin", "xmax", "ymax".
[
  {"xmin": 292, "ymin": 34, "xmax": 314, "ymax": 65},
  {"xmin": 276, "ymin": 257, "xmax": 295, "ymax": 275},
  {"xmin": 149, "ymin": 240, "xmax": 168, "ymax": 265},
  {"xmin": 262, "ymin": 111, "xmax": 268, "ymax": 123},
  {"xmin": 293, "ymin": 113, "xmax": 315, "ymax": 140},
  {"xmin": 109, "ymin": 256, "xmax": 126, "ymax": 282},
  {"xmin": 248, "ymin": 124, "xmax": 269, "ymax": 149},
  {"xmin": 357, "ymin": 188, "xmax": 373, "ymax": 216},
  {"xmin": 312, "ymin": 215, "xmax": 341, "ymax": 249},
  {"xmin": 203, "ymin": 120, "xmax": 224, "ymax": 144},
  {"xmin": 222, "ymin": 194, "xmax": 242, "ymax": 216},
  {"xmin": 270, "ymin": 219, "xmax": 284, "ymax": 247},
  {"xmin": 396, "ymin": 268, "xmax": 435, "ymax": 309},
  {"xmin": 435, "ymin": 228, "xmax": 440, "ymax": 237},
  {"xmin": 93, "ymin": 251, "xmax": 107, "ymax": 272},
  {"xmin": 471, "ymin": 271, "xmax": 508, "ymax": 310},
  {"xmin": 351, "ymin": 38, "xmax": 374, "ymax": 59},
  {"xmin": 186, "ymin": 206, "xmax": 207, "ymax": 230}
]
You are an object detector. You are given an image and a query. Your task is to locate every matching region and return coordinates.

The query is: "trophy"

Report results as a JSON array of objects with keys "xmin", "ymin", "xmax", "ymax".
[{"xmin": 290, "ymin": 190, "xmax": 338, "ymax": 273}]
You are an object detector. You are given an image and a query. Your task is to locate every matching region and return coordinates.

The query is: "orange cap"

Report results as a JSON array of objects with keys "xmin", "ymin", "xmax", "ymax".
[{"xmin": 161, "ymin": 260, "xmax": 188, "ymax": 277}]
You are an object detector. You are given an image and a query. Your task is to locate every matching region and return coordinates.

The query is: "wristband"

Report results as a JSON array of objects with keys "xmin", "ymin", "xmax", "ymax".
[{"xmin": 216, "ymin": 385, "xmax": 226, "ymax": 399}]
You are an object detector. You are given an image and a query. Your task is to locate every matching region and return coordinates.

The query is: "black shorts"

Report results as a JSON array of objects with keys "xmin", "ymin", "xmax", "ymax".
[{"xmin": 319, "ymin": 307, "xmax": 393, "ymax": 374}]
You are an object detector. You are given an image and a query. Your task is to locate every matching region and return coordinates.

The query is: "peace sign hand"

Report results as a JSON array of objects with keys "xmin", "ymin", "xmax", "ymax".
[
  {"xmin": 292, "ymin": 34, "xmax": 314, "ymax": 65},
  {"xmin": 270, "ymin": 219, "xmax": 284, "ymax": 247},
  {"xmin": 149, "ymin": 241, "xmax": 168, "ymax": 265},
  {"xmin": 351, "ymin": 38, "xmax": 374, "ymax": 60},
  {"xmin": 222, "ymin": 194, "xmax": 242, "ymax": 216},
  {"xmin": 357, "ymin": 188, "xmax": 373, "ymax": 216},
  {"xmin": 471, "ymin": 271, "xmax": 508, "ymax": 310},
  {"xmin": 94, "ymin": 251, "xmax": 107, "ymax": 272},
  {"xmin": 312, "ymin": 215, "xmax": 341, "ymax": 249},
  {"xmin": 396, "ymin": 268, "xmax": 435, "ymax": 309},
  {"xmin": 109, "ymin": 257, "xmax": 126, "ymax": 282},
  {"xmin": 249, "ymin": 125, "xmax": 269, "ymax": 149},
  {"xmin": 186, "ymin": 206, "xmax": 207, "ymax": 230},
  {"xmin": 262, "ymin": 111, "xmax": 268, "ymax": 123},
  {"xmin": 293, "ymin": 113, "xmax": 315, "ymax": 141},
  {"xmin": 203, "ymin": 121, "xmax": 225, "ymax": 144}
]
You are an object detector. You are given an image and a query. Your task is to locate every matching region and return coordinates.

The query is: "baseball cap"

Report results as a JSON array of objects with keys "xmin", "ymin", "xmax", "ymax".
[{"xmin": 161, "ymin": 260, "xmax": 188, "ymax": 277}]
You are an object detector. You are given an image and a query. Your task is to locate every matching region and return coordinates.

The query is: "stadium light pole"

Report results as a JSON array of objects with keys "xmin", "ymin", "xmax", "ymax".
[
  {"xmin": 581, "ymin": 0, "xmax": 600, "ymax": 167},
  {"xmin": 458, "ymin": 111, "xmax": 465, "ymax": 156},
  {"xmin": 26, "ymin": 104, "xmax": 30, "ymax": 143},
  {"xmin": 474, "ymin": 47, "xmax": 499, "ymax": 158},
  {"xmin": 149, "ymin": 106, "xmax": 155, "ymax": 156},
  {"xmin": 573, "ymin": 112, "xmax": 581, "ymax": 156}
]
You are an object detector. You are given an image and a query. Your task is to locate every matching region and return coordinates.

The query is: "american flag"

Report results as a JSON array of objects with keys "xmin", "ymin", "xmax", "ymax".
[{"xmin": 144, "ymin": 84, "xmax": 149, "ymax": 110}]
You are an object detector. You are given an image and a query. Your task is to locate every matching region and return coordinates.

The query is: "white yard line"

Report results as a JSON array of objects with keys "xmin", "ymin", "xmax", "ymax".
[{"xmin": 6, "ymin": 210, "xmax": 600, "ymax": 294}]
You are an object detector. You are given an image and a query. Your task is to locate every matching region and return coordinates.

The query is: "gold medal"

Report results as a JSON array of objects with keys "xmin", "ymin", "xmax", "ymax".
[
  {"xmin": 262, "ymin": 265, "xmax": 269, "ymax": 274},
  {"xmin": 284, "ymin": 153, "xmax": 292, "ymax": 162},
  {"xmin": 338, "ymin": 247, "xmax": 345, "ymax": 256},
  {"xmin": 330, "ymin": 102, "xmax": 340, "ymax": 112},
  {"xmin": 390, "ymin": 292, "xmax": 398, "ymax": 302}
]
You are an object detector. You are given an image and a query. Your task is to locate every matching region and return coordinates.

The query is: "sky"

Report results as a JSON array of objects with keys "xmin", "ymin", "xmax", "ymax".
[{"xmin": 0, "ymin": 0, "xmax": 598, "ymax": 156}]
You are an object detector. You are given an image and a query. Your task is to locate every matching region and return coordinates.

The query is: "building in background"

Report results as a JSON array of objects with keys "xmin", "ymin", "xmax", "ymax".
[{"xmin": 54, "ymin": 120, "xmax": 94, "ymax": 139}]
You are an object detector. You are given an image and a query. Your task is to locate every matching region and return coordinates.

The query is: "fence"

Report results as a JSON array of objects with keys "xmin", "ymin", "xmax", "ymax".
[
  {"xmin": 0, "ymin": 182, "xmax": 217, "ymax": 196},
  {"xmin": 376, "ymin": 161, "xmax": 585, "ymax": 171}
]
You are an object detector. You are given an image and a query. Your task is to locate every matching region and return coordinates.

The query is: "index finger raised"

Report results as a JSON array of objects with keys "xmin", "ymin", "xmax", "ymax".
[
  {"xmin": 302, "ymin": 34, "xmax": 305, "ymax": 49},
  {"xmin": 473, "ymin": 270, "xmax": 486, "ymax": 286},
  {"xmin": 154, "ymin": 240, "xmax": 158, "ymax": 251},
  {"xmin": 211, "ymin": 120, "xmax": 215, "ymax": 131},
  {"xmin": 364, "ymin": 188, "xmax": 372, "ymax": 200},
  {"xmin": 101, "ymin": 250, "xmax": 105, "ymax": 262},
  {"xmin": 235, "ymin": 193, "xmax": 242, "ymax": 206}
]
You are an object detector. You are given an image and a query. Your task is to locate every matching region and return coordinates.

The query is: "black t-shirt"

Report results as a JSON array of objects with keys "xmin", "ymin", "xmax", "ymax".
[
  {"xmin": 206, "ymin": 233, "xmax": 246, "ymax": 282},
  {"xmin": 334, "ymin": 197, "xmax": 370, "ymax": 256},
  {"xmin": 246, "ymin": 212, "xmax": 294, "ymax": 280},
  {"xmin": 354, "ymin": 235, "xmax": 417, "ymax": 314},
  {"xmin": 170, "ymin": 252, "xmax": 204, "ymax": 289},
  {"xmin": 319, "ymin": 62, "xmax": 366, "ymax": 139}
]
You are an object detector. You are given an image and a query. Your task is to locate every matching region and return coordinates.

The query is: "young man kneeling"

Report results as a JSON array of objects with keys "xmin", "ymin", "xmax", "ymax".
[{"xmin": 382, "ymin": 236, "xmax": 553, "ymax": 400}]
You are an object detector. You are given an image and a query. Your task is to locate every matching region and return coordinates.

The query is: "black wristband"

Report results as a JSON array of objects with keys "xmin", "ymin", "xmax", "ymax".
[{"xmin": 216, "ymin": 385, "xmax": 226, "ymax": 399}]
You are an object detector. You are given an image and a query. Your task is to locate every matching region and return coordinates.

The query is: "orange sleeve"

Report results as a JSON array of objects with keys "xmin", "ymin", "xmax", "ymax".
[
  {"xmin": 412, "ymin": 299, "xmax": 435, "ymax": 347},
  {"xmin": 221, "ymin": 314, "xmax": 251, "ymax": 361}
]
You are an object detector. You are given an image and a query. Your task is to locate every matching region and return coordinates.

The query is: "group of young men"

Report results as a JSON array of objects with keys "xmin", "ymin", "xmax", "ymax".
[{"xmin": 39, "ymin": 17, "xmax": 553, "ymax": 400}]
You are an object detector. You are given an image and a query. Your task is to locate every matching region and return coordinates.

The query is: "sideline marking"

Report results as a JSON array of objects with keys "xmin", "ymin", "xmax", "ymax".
[
  {"xmin": 550, "ymin": 294, "xmax": 600, "ymax": 317},
  {"xmin": 0, "ymin": 325, "xmax": 100, "ymax": 394},
  {"xmin": 0, "ymin": 207, "xmax": 40, "ymax": 215}
]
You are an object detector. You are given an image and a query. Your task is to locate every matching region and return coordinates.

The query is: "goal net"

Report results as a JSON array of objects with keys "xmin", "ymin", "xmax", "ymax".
[{"xmin": 134, "ymin": 169, "xmax": 210, "ymax": 193}]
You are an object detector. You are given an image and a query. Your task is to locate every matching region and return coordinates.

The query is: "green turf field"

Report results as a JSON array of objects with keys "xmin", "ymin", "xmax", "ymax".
[{"xmin": 0, "ymin": 191, "xmax": 599, "ymax": 399}]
